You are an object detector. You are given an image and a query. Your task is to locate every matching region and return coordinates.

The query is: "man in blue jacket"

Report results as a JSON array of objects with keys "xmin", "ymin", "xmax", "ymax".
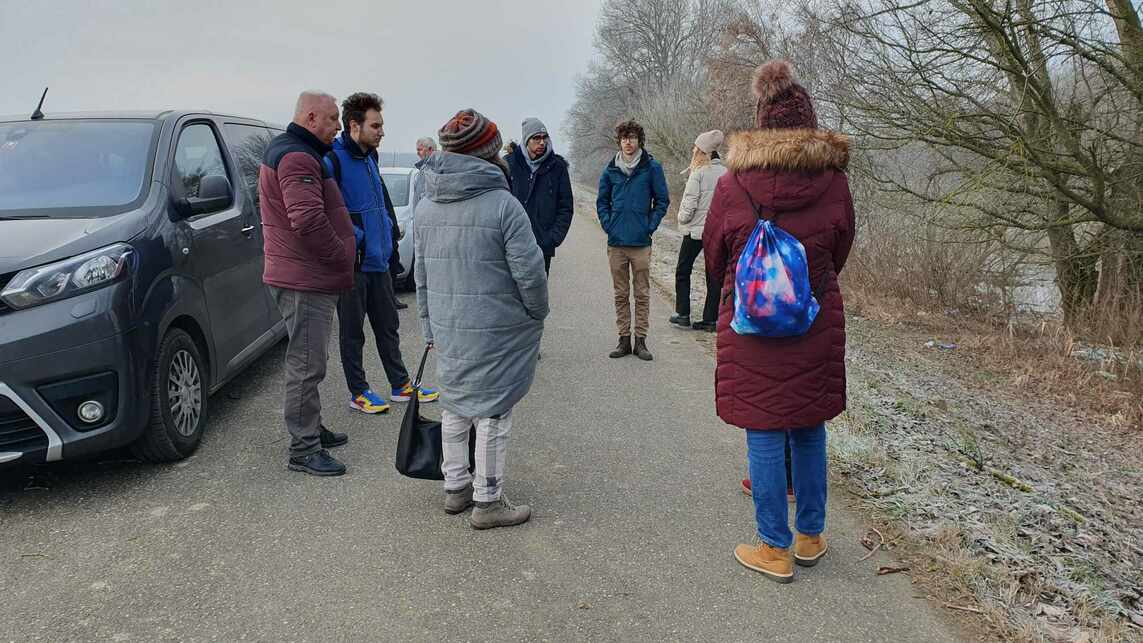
[
  {"xmin": 328, "ymin": 92, "xmax": 438, "ymax": 414},
  {"xmin": 596, "ymin": 119, "xmax": 670, "ymax": 361},
  {"xmin": 506, "ymin": 118, "xmax": 574, "ymax": 275}
]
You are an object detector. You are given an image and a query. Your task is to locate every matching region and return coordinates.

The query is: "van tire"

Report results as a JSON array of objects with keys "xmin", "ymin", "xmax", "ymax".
[{"xmin": 132, "ymin": 328, "xmax": 208, "ymax": 463}]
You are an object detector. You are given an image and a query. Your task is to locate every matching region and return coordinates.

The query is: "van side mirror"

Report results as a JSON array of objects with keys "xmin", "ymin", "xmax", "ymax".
[{"xmin": 179, "ymin": 174, "xmax": 233, "ymax": 216}]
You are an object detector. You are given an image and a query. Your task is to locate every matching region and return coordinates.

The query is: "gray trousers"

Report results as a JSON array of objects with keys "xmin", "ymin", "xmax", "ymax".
[{"xmin": 271, "ymin": 287, "xmax": 338, "ymax": 457}]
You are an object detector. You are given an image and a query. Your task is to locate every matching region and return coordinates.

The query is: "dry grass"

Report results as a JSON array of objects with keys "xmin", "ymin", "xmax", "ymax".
[
  {"xmin": 842, "ymin": 279, "xmax": 1143, "ymax": 431},
  {"xmin": 829, "ymin": 384, "xmax": 1143, "ymax": 642}
]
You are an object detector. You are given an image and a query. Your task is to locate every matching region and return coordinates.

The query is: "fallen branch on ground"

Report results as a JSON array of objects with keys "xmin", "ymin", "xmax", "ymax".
[
  {"xmin": 957, "ymin": 461, "xmax": 1035, "ymax": 492},
  {"xmin": 853, "ymin": 485, "xmax": 912, "ymax": 499},
  {"xmin": 860, "ymin": 526, "xmax": 886, "ymax": 562},
  {"xmin": 1055, "ymin": 505, "xmax": 1086, "ymax": 524},
  {"xmin": 987, "ymin": 467, "xmax": 1034, "ymax": 493},
  {"xmin": 943, "ymin": 603, "xmax": 986, "ymax": 615}
]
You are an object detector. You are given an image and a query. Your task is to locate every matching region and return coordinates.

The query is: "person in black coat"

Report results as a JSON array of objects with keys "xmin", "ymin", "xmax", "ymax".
[{"xmin": 505, "ymin": 118, "xmax": 574, "ymax": 274}]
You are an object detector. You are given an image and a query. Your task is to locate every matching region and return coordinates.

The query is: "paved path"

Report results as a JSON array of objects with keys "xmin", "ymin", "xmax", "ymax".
[{"xmin": 0, "ymin": 209, "xmax": 963, "ymax": 641}]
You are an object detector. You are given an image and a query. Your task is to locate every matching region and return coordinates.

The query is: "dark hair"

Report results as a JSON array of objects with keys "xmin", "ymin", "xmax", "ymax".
[
  {"xmin": 710, "ymin": 150, "xmax": 721, "ymax": 160},
  {"xmin": 341, "ymin": 92, "xmax": 384, "ymax": 130},
  {"xmin": 614, "ymin": 119, "xmax": 645, "ymax": 148}
]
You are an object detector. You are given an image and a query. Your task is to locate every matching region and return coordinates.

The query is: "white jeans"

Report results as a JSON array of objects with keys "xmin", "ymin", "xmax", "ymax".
[{"xmin": 441, "ymin": 409, "xmax": 513, "ymax": 502}]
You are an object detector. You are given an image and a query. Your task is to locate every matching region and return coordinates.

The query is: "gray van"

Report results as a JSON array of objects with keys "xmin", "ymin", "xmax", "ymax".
[{"xmin": 0, "ymin": 110, "xmax": 286, "ymax": 467}]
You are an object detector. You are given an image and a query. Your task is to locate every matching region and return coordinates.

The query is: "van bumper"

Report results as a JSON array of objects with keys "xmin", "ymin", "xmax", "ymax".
[{"xmin": 0, "ymin": 285, "xmax": 147, "ymax": 467}]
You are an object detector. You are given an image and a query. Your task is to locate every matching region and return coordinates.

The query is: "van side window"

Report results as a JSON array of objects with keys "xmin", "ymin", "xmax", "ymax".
[
  {"xmin": 174, "ymin": 124, "xmax": 228, "ymax": 201},
  {"xmin": 224, "ymin": 123, "xmax": 273, "ymax": 205}
]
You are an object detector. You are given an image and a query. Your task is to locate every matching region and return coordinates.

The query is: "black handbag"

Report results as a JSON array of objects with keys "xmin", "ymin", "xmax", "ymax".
[{"xmin": 395, "ymin": 346, "xmax": 474, "ymax": 480}]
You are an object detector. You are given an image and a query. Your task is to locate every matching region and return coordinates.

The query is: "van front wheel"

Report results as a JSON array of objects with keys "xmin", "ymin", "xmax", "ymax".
[{"xmin": 132, "ymin": 328, "xmax": 208, "ymax": 462}]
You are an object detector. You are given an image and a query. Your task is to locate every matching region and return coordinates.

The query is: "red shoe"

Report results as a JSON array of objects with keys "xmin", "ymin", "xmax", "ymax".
[{"xmin": 741, "ymin": 478, "xmax": 796, "ymax": 503}]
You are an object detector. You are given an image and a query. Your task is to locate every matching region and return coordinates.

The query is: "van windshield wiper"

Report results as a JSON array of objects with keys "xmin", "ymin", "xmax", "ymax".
[{"xmin": 0, "ymin": 214, "xmax": 52, "ymax": 220}]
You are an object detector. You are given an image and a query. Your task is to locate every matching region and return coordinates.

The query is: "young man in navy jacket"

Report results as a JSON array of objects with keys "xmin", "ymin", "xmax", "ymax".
[
  {"xmin": 596, "ymin": 119, "xmax": 670, "ymax": 362},
  {"xmin": 327, "ymin": 92, "xmax": 438, "ymax": 414}
]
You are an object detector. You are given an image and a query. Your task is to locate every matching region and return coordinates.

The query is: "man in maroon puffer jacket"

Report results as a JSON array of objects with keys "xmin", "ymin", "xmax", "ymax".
[{"xmin": 260, "ymin": 91, "xmax": 356, "ymax": 477}]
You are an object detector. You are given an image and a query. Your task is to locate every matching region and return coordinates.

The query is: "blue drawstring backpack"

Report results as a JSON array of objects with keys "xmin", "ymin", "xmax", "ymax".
[{"xmin": 731, "ymin": 176, "xmax": 820, "ymax": 337}]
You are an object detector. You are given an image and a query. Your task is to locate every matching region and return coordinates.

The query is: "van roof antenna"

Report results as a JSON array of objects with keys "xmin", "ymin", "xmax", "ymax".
[{"xmin": 31, "ymin": 87, "xmax": 49, "ymax": 120}]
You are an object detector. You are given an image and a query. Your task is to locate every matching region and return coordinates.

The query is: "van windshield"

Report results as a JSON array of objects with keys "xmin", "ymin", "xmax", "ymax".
[{"xmin": 0, "ymin": 120, "xmax": 158, "ymax": 218}]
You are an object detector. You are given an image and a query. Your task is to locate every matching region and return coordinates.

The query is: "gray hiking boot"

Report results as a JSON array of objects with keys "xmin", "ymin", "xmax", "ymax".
[
  {"xmin": 470, "ymin": 495, "xmax": 531, "ymax": 530},
  {"xmin": 444, "ymin": 484, "xmax": 474, "ymax": 515}
]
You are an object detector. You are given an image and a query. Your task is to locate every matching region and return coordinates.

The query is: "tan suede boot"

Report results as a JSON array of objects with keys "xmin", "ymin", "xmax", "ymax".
[
  {"xmin": 734, "ymin": 540, "xmax": 794, "ymax": 583},
  {"xmin": 794, "ymin": 533, "xmax": 828, "ymax": 567}
]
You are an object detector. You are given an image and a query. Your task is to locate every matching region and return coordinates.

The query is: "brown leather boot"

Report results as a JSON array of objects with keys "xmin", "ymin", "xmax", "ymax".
[
  {"xmin": 734, "ymin": 540, "xmax": 794, "ymax": 583},
  {"xmin": 609, "ymin": 335, "xmax": 632, "ymax": 358},
  {"xmin": 633, "ymin": 336, "xmax": 653, "ymax": 361},
  {"xmin": 794, "ymin": 533, "xmax": 828, "ymax": 567}
]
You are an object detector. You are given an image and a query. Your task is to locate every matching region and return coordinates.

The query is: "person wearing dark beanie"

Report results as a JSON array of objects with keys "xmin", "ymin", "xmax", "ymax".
[
  {"xmin": 702, "ymin": 60, "xmax": 856, "ymax": 583},
  {"xmin": 413, "ymin": 108, "xmax": 548, "ymax": 530}
]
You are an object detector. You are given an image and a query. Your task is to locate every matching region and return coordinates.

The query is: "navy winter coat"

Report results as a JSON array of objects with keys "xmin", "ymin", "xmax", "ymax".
[
  {"xmin": 506, "ymin": 144, "xmax": 574, "ymax": 258},
  {"xmin": 595, "ymin": 151, "xmax": 670, "ymax": 247}
]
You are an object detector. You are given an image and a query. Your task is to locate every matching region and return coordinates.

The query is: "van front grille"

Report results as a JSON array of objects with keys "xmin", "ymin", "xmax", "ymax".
[{"xmin": 0, "ymin": 396, "xmax": 48, "ymax": 453}]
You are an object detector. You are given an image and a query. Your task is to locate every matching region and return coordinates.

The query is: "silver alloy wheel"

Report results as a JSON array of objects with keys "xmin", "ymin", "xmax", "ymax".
[{"xmin": 167, "ymin": 349, "xmax": 202, "ymax": 437}]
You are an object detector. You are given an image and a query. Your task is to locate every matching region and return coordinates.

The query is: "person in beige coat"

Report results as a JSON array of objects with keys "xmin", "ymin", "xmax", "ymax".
[{"xmin": 670, "ymin": 129, "xmax": 729, "ymax": 332}]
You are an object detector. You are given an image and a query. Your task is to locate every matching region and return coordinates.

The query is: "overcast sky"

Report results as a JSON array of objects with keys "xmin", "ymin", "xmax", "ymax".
[{"xmin": 1, "ymin": 0, "xmax": 603, "ymax": 157}]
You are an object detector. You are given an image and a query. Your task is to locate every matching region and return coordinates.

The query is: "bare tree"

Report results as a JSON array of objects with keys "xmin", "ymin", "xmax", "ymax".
[
  {"xmin": 566, "ymin": 0, "xmax": 740, "ymax": 182},
  {"xmin": 808, "ymin": 0, "xmax": 1143, "ymax": 326}
]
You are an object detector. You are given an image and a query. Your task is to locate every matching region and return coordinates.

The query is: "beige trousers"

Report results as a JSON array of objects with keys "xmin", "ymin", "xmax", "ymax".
[{"xmin": 607, "ymin": 245, "xmax": 652, "ymax": 338}]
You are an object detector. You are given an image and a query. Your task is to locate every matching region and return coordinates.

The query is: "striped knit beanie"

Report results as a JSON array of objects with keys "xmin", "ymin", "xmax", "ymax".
[{"xmin": 438, "ymin": 109, "xmax": 503, "ymax": 161}]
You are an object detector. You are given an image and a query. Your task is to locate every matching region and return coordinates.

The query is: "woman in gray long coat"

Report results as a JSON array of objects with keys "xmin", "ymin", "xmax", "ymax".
[{"xmin": 414, "ymin": 109, "xmax": 548, "ymax": 530}]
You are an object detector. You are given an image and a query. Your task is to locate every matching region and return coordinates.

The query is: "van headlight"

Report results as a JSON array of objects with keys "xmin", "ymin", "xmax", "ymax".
[{"xmin": 1, "ymin": 243, "xmax": 132, "ymax": 309}]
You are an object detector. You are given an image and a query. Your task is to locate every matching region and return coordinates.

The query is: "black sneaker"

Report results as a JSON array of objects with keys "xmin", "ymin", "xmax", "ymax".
[
  {"xmin": 320, "ymin": 426, "xmax": 348, "ymax": 448},
  {"xmin": 692, "ymin": 320, "xmax": 716, "ymax": 332},
  {"xmin": 669, "ymin": 314, "xmax": 691, "ymax": 327},
  {"xmin": 288, "ymin": 449, "xmax": 347, "ymax": 476},
  {"xmin": 395, "ymin": 300, "xmax": 409, "ymax": 310}
]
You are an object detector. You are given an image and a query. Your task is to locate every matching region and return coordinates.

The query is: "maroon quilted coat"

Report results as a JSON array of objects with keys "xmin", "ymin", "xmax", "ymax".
[
  {"xmin": 703, "ymin": 128, "xmax": 855, "ymax": 430},
  {"xmin": 259, "ymin": 123, "xmax": 355, "ymax": 294}
]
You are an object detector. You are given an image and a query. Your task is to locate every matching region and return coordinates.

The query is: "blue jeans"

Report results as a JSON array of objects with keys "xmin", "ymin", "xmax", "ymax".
[{"xmin": 746, "ymin": 424, "xmax": 828, "ymax": 549}]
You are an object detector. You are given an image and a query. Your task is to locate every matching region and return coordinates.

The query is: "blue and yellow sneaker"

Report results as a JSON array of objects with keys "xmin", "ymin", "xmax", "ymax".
[
  {"xmin": 392, "ymin": 382, "xmax": 439, "ymax": 403},
  {"xmin": 349, "ymin": 389, "xmax": 390, "ymax": 414}
]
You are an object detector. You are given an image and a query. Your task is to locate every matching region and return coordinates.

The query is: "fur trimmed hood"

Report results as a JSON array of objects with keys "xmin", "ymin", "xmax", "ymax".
[{"xmin": 726, "ymin": 128, "xmax": 849, "ymax": 173}]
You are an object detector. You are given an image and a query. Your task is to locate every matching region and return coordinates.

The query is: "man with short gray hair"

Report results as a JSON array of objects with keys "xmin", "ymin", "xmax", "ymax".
[
  {"xmin": 260, "ymin": 90, "xmax": 356, "ymax": 476},
  {"xmin": 411, "ymin": 136, "xmax": 436, "ymax": 216},
  {"xmin": 416, "ymin": 137, "xmax": 436, "ymax": 158}
]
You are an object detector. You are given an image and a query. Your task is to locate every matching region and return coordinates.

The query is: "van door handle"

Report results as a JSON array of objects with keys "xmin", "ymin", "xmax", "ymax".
[{"xmin": 241, "ymin": 225, "xmax": 255, "ymax": 236}]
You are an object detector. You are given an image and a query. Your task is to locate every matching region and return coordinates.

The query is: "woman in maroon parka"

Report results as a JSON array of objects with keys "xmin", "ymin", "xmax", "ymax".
[{"xmin": 703, "ymin": 60, "xmax": 855, "ymax": 583}]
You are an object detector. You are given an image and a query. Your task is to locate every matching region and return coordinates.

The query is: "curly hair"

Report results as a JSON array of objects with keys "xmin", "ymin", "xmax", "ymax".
[
  {"xmin": 341, "ymin": 92, "xmax": 384, "ymax": 130},
  {"xmin": 614, "ymin": 119, "xmax": 645, "ymax": 148}
]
